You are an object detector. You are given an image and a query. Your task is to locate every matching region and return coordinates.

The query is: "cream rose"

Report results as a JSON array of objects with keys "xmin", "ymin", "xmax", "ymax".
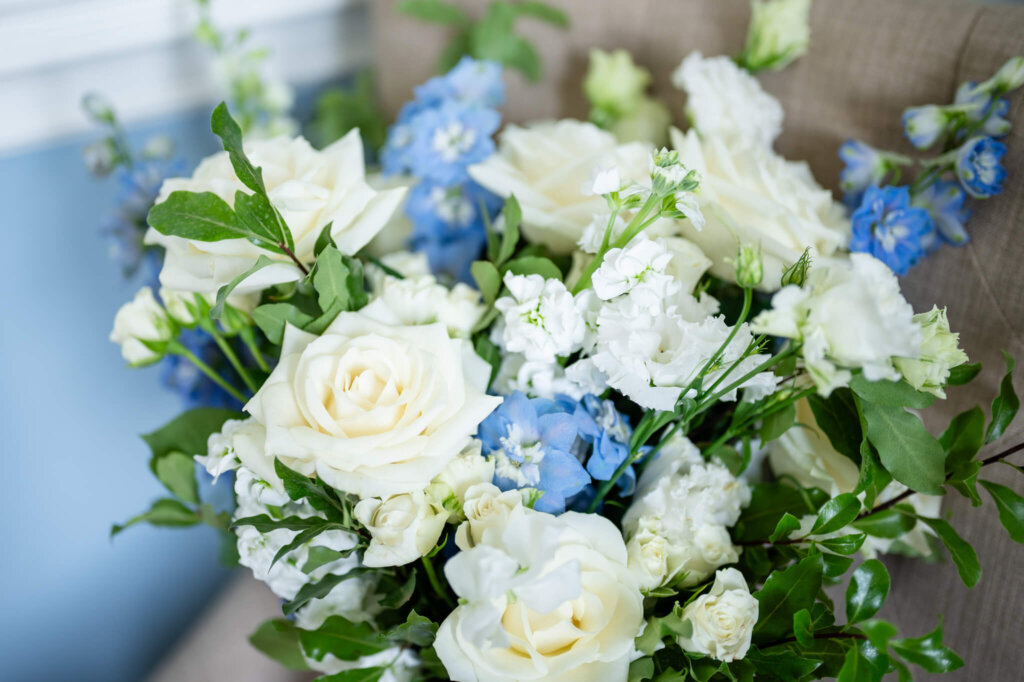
[
  {"xmin": 354, "ymin": 489, "xmax": 449, "ymax": 567},
  {"xmin": 244, "ymin": 299, "xmax": 502, "ymax": 498},
  {"xmin": 671, "ymin": 127, "xmax": 848, "ymax": 290},
  {"xmin": 676, "ymin": 568, "xmax": 759, "ymax": 662},
  {"xmin": 769, "ymin": 398, "xmax": 861, "ymax": 497},
  {"xmin": 437, "ymin": 505, "xmax": 644, "ymax": 682},
  {"xmin": 145, "ymin": 132, "xmax": 405, "ymax": 308},
  {"xmin": 469, "ymin": 119, "xmax": 652, "ymax": 253},
  {"xmin": 109, "ymin": 287, "xmax": 173, "ymax": 365},
  {"xmin": 454, "ymin": 482, "xmax": 526, "ymax": 547}
]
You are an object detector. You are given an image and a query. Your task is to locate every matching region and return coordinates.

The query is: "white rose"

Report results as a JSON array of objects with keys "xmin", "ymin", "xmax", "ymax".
[
  {"xmin": 437, "ymin": 505, "xmax": 644, "ymax": 682},
  {"xmin": 364, "ymin": 172, "xmax": 415, "ymax": 259},
  {"xmin": 145, "ymin": 132, "xmax": 406, "ymax": 308},
  {"xmin": 769, "ymin": 399, "xmax": 860, "ymax": 497},
  {"xmin": 109, "ymin": 286, "xmax": 174, "ymax": 365},
  {"xmin": 671, "ymin": 52, "xmax": 784, "ymax": 148},
  {"xmin": 671, "ymin": 127, "xmax": 848, "ymax": 290},
  {"xmin": 159, "ymin": 288, "xmax": 205, "ymax": 327},
  {"xmin": 627, "ymin": 525, "xmax": 670, "ymax": 591},
  {"xmin": 469, "ymin": 119, "xmax": 652, "ymax": 253},
  {"xmin": 676, "ymin": 568, "xmax": 759, "ymax": 662},
  {"xmin": 494, "ymin": 273, "xmax": 586, "ymax": 362},
  {"xmin": 244, "ymin": 298, "xmax": 502, "ymax": 498},
  {"xmin": 371, "ymin": 271, "xmax": 484, "ymax": 339},
  {"xmin": 895, "ymin": 306, "xmax": 968, "ymax": 399},
  {"xmin": 434, "ymin": 441, "xmax": 495, "ymax": 511},
  {"xmin": 354, "ymin": 489, "xmax": 449, "ymax": 567},
  {"xmin": 751, "ymin": 254, "xmax": 922, "ymax": 395},
  {"xmin": 455, "ymin": 482, "xmax": 525, "ymax": 547}
]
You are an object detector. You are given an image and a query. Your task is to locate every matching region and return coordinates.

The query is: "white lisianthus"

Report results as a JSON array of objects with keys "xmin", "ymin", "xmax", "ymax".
[
  {"xmin": 894, "ymin": 306, "xmax": 968, "ymax": 398},
  {"xmin": 469, "ymin": 120, "xmax": 652, "ymax": 253},
  {"xmin": 494, "ymin": 273, "xmax": 586, "ymax": 362},
  {"xmin": 672, "ymin": 52, "xmax": 784, "ymax": 148},
  {"xmin": 751, "ymin": 254, "xmax": 922, "ymax": 395},
  {"xmin": 583, "ymin": 49, "xmax": 651, "ymax": 117},
  {"xmin": 354, "ymin": 488, "xmax": 449, "ymax": 567},
  {"xmin": 109, "ymin": 287, "xmax": 174, "ymax": 365},
  {"xmin": 244, "ymin": 298, "xmax": 502, "ymax": 498},
  {"xmin": 436, "ymin": 504, "xmax": 644, "ymax": 682},
  {"xmin": 671, "ymin": 127, "xmax": 848, "ymax": 290},
  {"xmin": 676, "ymin": 568, "xmax": 759, "ymax": 662},
  {"xmin": 592, "ymin": 236, "xmax": 680, "ymax": 309},
  {"xmin": 742, "ymin": 0, "xmax": 812, "ymax": 73},
  {"xmin": 145, "ymin": 132, "xmax": 406, "ymax": 308}
]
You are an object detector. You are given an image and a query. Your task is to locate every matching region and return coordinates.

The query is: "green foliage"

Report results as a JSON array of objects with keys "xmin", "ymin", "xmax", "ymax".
[
  {"xmin": 471, "ymin": 261, "xmax": 501, "ymax": 305},
  {"xmin": 807, "ymin": 389, "xmax": 862, "ymax": 463},
  {"xmin": 253, "ymin": 303, "xmax": 317, "ymax": 345},
  {"xmin": 914, "ymin": 515, "xmax": 981, "ymax": 588},
  {"xmin": 979, "ymin": 480, "xmax": 1024, "ymax": 542},
  {"xmin": 769, "ymin": 512, "xmax": 801, "ymax": 543},
  {"xmin": 398, "ymin": 0, "xmax": 568, "ymax": 81},
  {"xmin": 734, "ymin": 482, "xmax": 828, "ymax": 542},
  {"xmin": 858, "ymin": 400, "xmax": 945, "ymax": 494},
  {"xmin": 308, "ymin": 72, "xmax": 388, "ymax": 151},
  {"xmin": 153, "ymin": 452, "xmax": 199, "ymax": 504},
  {"xmin": 111, "ymin": 498, "xmax": 200, "ymax": 536},
  {"xmin": 299, "ymin": 614, "xmax": 391, "ymax": 661},
  {"xmin": 846, "ymin": 560, "xmax": 890, "ymax": 623},
  {"xmin": 503, "ymin": 255, "xmax": 562, "ymax": 279},
  {"xmin": 249, "ymin": 619, "xmax": 310, "ymax": 670},
  {"xmin": 947, "ymin": 362, "xmax": 981, "ymax": 386},
  {"xmin": 985, "ymin": 351, "xmax": 1019, "ymax": 444},
  {"xmin": 760, "ymin": 402, "xmax": 796, "ymax": 442},
  {"xmin": 852, "ymin": 507, "xmax": 916, "ymax": 538},
  {"xmin": 752, "ymin": 554, "xmax": 824, "ymax": 644},
  {"xmin": 211, "ymin": 255, "xmax": 277, "ymax": 319},
  {"xmin": 635, "ymin": 603, "xmax": 693, "ymax": 655},
  {"xmin": 809, "ymin": 493, "xmax": 861, "ymax": 535},
  {"xmin": 890, "ymin": 622, "xmax": 964, "ymax": 674}
]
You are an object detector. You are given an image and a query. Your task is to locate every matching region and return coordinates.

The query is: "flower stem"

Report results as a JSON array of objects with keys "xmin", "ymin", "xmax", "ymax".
[
  {"xmin": 205, "ymin": 324, "xmax": 259, "ymax": 394},
  {"xmin": 169, "ymin": 340, "xmax": 248, "ymax": 404},
  {"xmin": 239, "ymin": 326, "xmax": 270, "ymax": 373},
  {"xmin": 278, "ymin": 241, "xmax": 309, "ymax": 276},
  {"xmin": 420, "ymin": 555, "xmax": 455, "ymax": 608},
  {"xmin": 572, "ymin": 194, "xmax": 660, "ymax": 294}
]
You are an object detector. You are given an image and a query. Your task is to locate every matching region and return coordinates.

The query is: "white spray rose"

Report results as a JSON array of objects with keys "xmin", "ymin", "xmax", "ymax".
[
  {"xmin": 895, "ymin": 306, "xmax": 968, "ymax": 398},
  {"xmin": 110, "ymin": 287, "xmax": 174, "ymax": 365},
  {"xmin": 676, "ymin": 568, "xmax": 759, "ymax": 662},
  {"xmin": 672, "ymin": 52, "xmax": 784, "ymax": 148},
  {"xmin": 742, "ymin": 0, "xmax": 813, "ymax": 72},
  {"xmin": 437, "ymin": 505, "xmax": 644, "ymax": 682},
  {"xmin": 494, "ymin": 273, "xmax": 586, "ymax": 362},
  {"xmin": 145, "ymin": 132, "xmax": 405, "ymax": 308},
  {"xmin": 752, "ymin": 254, "xmax": 922, "ymax": 395},
  {"xmin": 671, "ymin": 127, "xmax": 848, "ymax": 290},
  {"xmin": 159, "ymin": 288, "xmax": 207, "ymax": 327},
  {"xmin": 433, "ymin": 441, "xmax": 495, "ymax": 515},
  {"xmin": 354, "ymin": 489, "xmax": 449, "ymax": 567},
  {"xmin": 244, "ymin": 298, "xmax": 502, "ymax": 498},
  {"xmin": 469, "ymin": 119, "xmax": 652, "ymax": 253},
  {"xmin": 455, "ymin": 482, "xmax": 528, "ymax": 548}
]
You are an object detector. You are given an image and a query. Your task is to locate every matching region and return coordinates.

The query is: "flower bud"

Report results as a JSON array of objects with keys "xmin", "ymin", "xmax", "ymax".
[
  {"xmin": 894, "ymin": 306, "xmax": 968, "ymax": 398},
  {"xmin": 733, "ymin": 243, "xmax": 764, "ymax": 289},
  {"xmin": 583, "ymin": 49, "xmax": 651, "ymax": 118},
  {"xmin": 109, "ymin": 287, "xmax": 175, "ymax": 365},
  {"xmin": 780, "ymin": 248, "xmax": 811, "ymax": 287},
  {"xmin": 902, "ymin": 105, "xmax": 949, "ymax": 150},
  {"xmin": 985, "ymin": 56, "xmax": 1024, "ymax": 93},
  {"xmin": 741, "ymin": 0, "xmax": 812, "ymax": 73}
]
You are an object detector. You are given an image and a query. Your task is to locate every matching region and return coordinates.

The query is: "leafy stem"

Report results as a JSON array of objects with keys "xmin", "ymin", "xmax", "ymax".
[
  {"xmin": 168, "ymin": 339, "xmax": 248, "ymax": 403},
  {"xmin": 202, "ymin": 322, "xmax": 259, "ymax": 394},
  {"xmin": 572, "ymin": 193, "xmax": 661, "ymax": 294},
  {"xmin": 420, "ymin": 555, "xmax": 455, "ymax": 608},
  {"xmin": 279, "ymin": 241, "xmax": 309, "ymax": 276}
]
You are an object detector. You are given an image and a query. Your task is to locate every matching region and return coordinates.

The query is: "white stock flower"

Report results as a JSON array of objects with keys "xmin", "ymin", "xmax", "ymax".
[
  {"xmin": 584, "ymin": 165, "xmax": 622, "ymax": 196},
  {"xmin": 145, "ymin": 133, "xmax": 406, "ymax": 308},
  {"xmin": 894, "ymin": 306, "xmax": 968, "ymax": 399},
  {"xmin": 437, "ymin": 504, "xmax": 644, "ymax": 682},
  {"xmin": 305, "ymin": 648, "xmax": 420, "ymax": 682},
  {"xmin": 492, "ymin": 354, "xmax": 591, "ymax": 400},
  {"xmin": 354, "ymin": 489, "xmax": 449, "ymax": 567},
  {"xmin": 244, "ymin": 298, "xmax": 502, "ymax": 498},
  {"xmin": 676, "ymin": 568, "xmax": 759, "ymax": 662},
  {"xmin": 110, "ymin": 287, "xmax": 174, "ymax": 365},
  {"xmin": 195, "ymin": 418, "xmax": 260, "ymax": 483},
  {"xmin": 752, "ymin": 254, "xmax": 922, "ymax": 395},
  {"xmin": 671, "ymin": 127, "xmax": 848, "ymax": 290},
  {"xmin": 592, "ymin": 236, "xmax": 680, "ymax": 309},
  {"xmin": 469, "ymin": 119, "xmax": 652, "ymax": 253},
  {"xmin": 369, "ymin": 256, "xmax": 485, "ymax": 338},
  {"xmin": 494, "ymin": 273, "xmax": 586, "ymax": 362},
  {"xmin": 672, "ymin": 52, "xmax": 784, "ymax": 148}
]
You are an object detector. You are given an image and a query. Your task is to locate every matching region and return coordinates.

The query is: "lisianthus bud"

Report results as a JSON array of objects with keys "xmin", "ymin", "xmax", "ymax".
[
  {"xmin": 780, "ymin": 248, "xmax": 811, "ymax": 287},
  {"xmin": 160, "ymin": 288, "xmax": 205, "ymax": 327},
  {"xmin": 109, "ymin": 287, "xmax": 175, "ymax": 365},
  {"xmin": 895, "ymin": 306, "xmax": 968, "ymax": 398},
  {"xmin": 741, "ymin": 0, "xmax": 812, "ymax": 73},
  {"xmin": 733, "ymin": 243, "xmax": 764, "ymax": 289},
  {"xmin": 583, "ymin": 49, "xmax": 651, "ymax": 118}
]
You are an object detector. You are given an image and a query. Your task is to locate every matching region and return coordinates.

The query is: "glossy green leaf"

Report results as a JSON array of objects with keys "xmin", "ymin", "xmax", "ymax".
[
  {"xmin": 249, "ymin": 619, "xmax": 310, "ymax": 671},
  {"xmin": 234, "ymin": 190, "xmax": 289, "ymax": 250},
  {"xmin": 985, "ymin": 351, "xmax": 1019, "ymax": 444},
  {"xmin": 502, "ymin": 255, "xmax": 562, "ymax": 280},
  {"xmin": 753, "ymin": 554, "xmax": 824, "ymax": 643},
  {"xmin": 821, "ymin": 553, "xmax": 855, "ymax": 579},
  {"xmin": 793, "ymin": 609, "xmax": 814, "ymax": 647},
  {"xmin": 285, "ymin": 569, "xmax": 376, "ymax": 617},
  {"xmin": 979, "ymin": 480, "xmax": 1024, "ymax": 543},
  {"xmin": 940, "ymin": 406, "xmax": 985, "ymax": 474},
  {"xmin": 303, "ymin": 546, "xmax": 353, "ymax": 574},
  {"xmin": 770, "ymin": 512, "xmax": 801, "ymax": 543},
  {"xmin": 746, "ymin": 645, "xmax": 821, "ymax": 680},
  {"xmin": 846, "ymin": 559, "xmax": 890, "ymax": 623},
  {"xmin": 808, "ymin": 389, "xmax": 862, "ymax": 463},
  {"xmin": 253, "ymin": 302, "xmax": 316, "ymax": 345},
  {"xmin": 148, "ymin": 191, "xmax": 251, "ymax": 242},
  {"xmin": 153, "ymin": 451, "xmax": 199, "ymax": 504},
  {"xmin": 111, "ymin": 498, "xmax": 198, "ymax": 536},
  {"xmin": 947, "ymin": 362, "xmax": 982, "ymax": 386},
  {"xmin": 471, "ymin": 260, "xmax": 501, "ymax": 304},
  {"xmin": 627, "ymin": 657, "xmax": 654, "ymax": 682},
  {"xmin": 211, "ymin": 255, "xmax": 277, "ymax": 319},
  {"xmin": 836, "ymin": 643, "xmax": 873, "ymax": 682},
  {"xmin": 850, "ymin": 374, "xmax": 936, "ymax": 409},
  {"xmin": 818, "ymin": 532, "xmax": 867, "ymax": 556},
  {"xmin": 143, "ymin": 407, "xmax": 242, "ymax": 462},
  {"xmin": 760, "ymin": 402, "xmax": 796, "ymax": 442},
  {"xmin": 891, "ymin": 622, "xmax": 964, "ymax": 673},
  {"xmin": 385, "ymin": 611, "xmax": 438, "ymax": 647},
  {"xmin": 211, "ymin": 102, "xmax": 265, "ymax": 194},
  {"xmin": 810, "ymin": 493, "xmax": 861, "ymax": 535},
  {"xmin": 860, "ymin": 401, "xmax": 945, "ymax": 494},
  {"xmin": 852, "ymin": 508, "xmax": 916, "ymax": 539},
  {"xmin": 916, "ymin": 516, "xmax": 981, "ymax": 588},
  {"xmin": 734, "ymin": 483, "xmax": 829, "ymax": 542}
]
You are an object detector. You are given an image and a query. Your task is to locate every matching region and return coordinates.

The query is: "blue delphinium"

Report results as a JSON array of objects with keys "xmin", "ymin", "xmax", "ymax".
[
  {"xmin": 566, "ymin": 394, "xmax": 638, "ymax": 495},
  {"xmin": 105, "ymin": 158, "xmax": 183, "ymax": 280},
  {"xmin": 902, "ymin": 106, "xmax": 949, "ymax": 150},
  {"xmin": 954, "ymin": 81, "xmax": 1011, "ymax": 141},
  {"xmin": 956, "ymin": 136, "xmax": 1008, "ymax": 199},
  {"xmin": 838, "ymin": 140, "xmax": 890, "ymax": 208},
  {"xmin": 408, "ymin": 102, "xmax": 500, "ymax": 186},
  {"xmin": 477, "ymin": 391, "xmax": 591, "ymax": 514},
  {"xmin": 415, "ymin": 56, "xmax": 505, "ymax": 109},
  {"xmin": 406, "ymin": 180, "xmax": 501, "ymax": 281},
  {"xmin": 912, "ymin": 180, "xmax": 971, "ymax": 247},
  {"xmin": 850, "ymin": 186, "xmax": 936, "ymax": 275},
  {"xmin": 159, "ymin": 328, "xmax": 243, "ymax": 409}
]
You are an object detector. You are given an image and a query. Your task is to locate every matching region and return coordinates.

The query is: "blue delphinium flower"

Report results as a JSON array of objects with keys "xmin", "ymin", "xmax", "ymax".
[
  {"xmin": 408, "ymin": 102, "xmax": 500, "ymax": 186},
  {"xmin": 160, "ymin": 328, "xmax": 242, "ymax": 409},
  {"xmin": 955, "ymin": 136, "xmax": 1008, "ymax": 199},
  {"xmin": 850, "ymin": 186, "xmax": 936, "ymax": 275},
  {"xmin": 105, "ymin": 158, "xmax": 183, "ymax": 280},
  {"xmin": 954, "ymin": 81, "xmax": 1011, "ymax": 140},
  {"xmin": 838, "ymin": 139, "xmax": 889, "ymax": 208},
  {"xmin": 572, "ymin": 395, "xmax": 638, "ymax": 495},
  {"xmin": 902, "ymin": 105, "xmax": 949, "ymax": 150},
  {"xmin": 405, "ymin": 180, "xmax": 500, "ymax": 281},
  {"xmin": 477, "ymin": 391, "xmax": 591, "ymax": 514},
  {"xmin": 912, "ymin": 180, "xmax": 971, "ymax": 247},
  {"xmin": 415, "ymin": 56, "xmax": 505, "ymax": 109}
]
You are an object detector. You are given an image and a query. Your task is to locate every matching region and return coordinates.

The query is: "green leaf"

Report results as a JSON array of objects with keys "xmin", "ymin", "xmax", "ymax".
[
  {"xmin": 821, "ymin": 553, "xmax": 855, "ymax": 579},
  {"xmin": 836, "ymin": 643, "xmax": 872, "ymax": 682},
  {"xmin": 148, "ymin": 191, "xmax": 253, "ymax": 242},
  {"xmin": 111, "ymin": 498, "xmax": 199, "ymax": 536},
  {"xmin": 153, "ymin": 452, "xmax": 199, "ymax": 504},
  {"xmin": 916, "ymin": 515, "xmax": 981, "ymax": 587},
  {"xmin": 979, "ymin": 480, "xmax": 1024, "ymax": 542},
  {"xmin": 940, "ymin": 406, "xmax": 985, "ymax": 474},
  {"xmin": 397, "ymin": 0, "xmax": 468, "ymax": 24},
  {"xmin": 143, "ymin": 407, "xmax": 242, "ymax": 462},
  {"xmin": 753, "ymin": 554, "xmax": 824, "ymax": 643},
  {"xmin": 850, "ymin": 374, "xmax": 936, "ymax": 409},
  {"xmin": 385, "ymin": 611, "xmax": 438, "ymax": 647},
  {"xmin": 859, "ymin": 401, "xmax": 945, "ymax": 494},
  {"xmin": 891, "ymin": 622, "xmax": 964, "ymax": 673},
  {"xmin": 471, "ymin": 260, "xmax": 501, "ymax": 304},
  {"xmin": 947, "ymin": 362, "xmax": 981, "ymax": 386},
  {"xmin": 437, "ymin": 29, "xmax": 473, "ymax": 73},
  {"xmin": 746, "ymin": 645, "xmax": 821, "ymax": 680},
  {"xmin": 253, "ymin": 302, "xmax": 316, "ymax": 345},
  {"xmin": 249, "ymin": 619, "xmax": 310, "ymax": 671},
  {"xmin": 846, "ymin": 559, "xmax": 890, "ymax": 623},
  {"xmin": 378, "ymin": 571, "xmax": 417, "ymax": 610},
  {"xmin": 854, "ymin": 441, "xmax": 891, "ymax": 510},
  {"xmin": 313, "ymin": 247, "xmax": 367, "ymax": 314},
  {"xmin": 512, "ymin": 1, "xmax": 570, "ymax": 26},
  {"xmin": 852, "ymin": 508, "xmax": 916, "ymax": 539},
  {"xmin": 497, "ymin": 195, "xmax": 522, "ymax": 265},
  {"xmin": 308, "ymin": 72, "xmax": 387, "ymax": 150},
  {"xmin": 473, "ymin": 333, "xmax": 502, "ymax": 389},
  {"xmin": 808, "ymin": 389, "xmax": 862, "ymax": 463},
  {"xmin": 760, "ymin": 403, "xmax": 796, "ymax": 442},
  {"xmin": 316, "ymin": 666, "xmax": 387, "ymax": 681},
  {"xmin": 211, "ymin": 102, "xmax": 265, "ymax": 195},
  {"xmin": 769, "ymin": 512, "xmax": 801, "ymax": 543},
  {"xmin": 285, "ymin": 569, "xmax": 376, "ymax": 617},
  {"xmin": 212, "ymin": 255, "xmax": 277, "ymax": 319},
  {"xmin": 818, "ymin": 532, "xmax": 867, "ymax": 556},
  {"xmin": 234, "ymin": 190, "xmax": 290, "ymax": 251},
  {"xmin": 233, "ymin": 514, "xmax": 328, "ymax": 533},
  {"xmin": 792, "ymin": 609, "xmax": 814, "ymax": 647},
  {"xmin": 628, "ymin": 657, "xmax": 654, "ymax": 682},
  {"xmin": 734, "ymin": 483, "xmax": 828, "ymax": 542},
  {"xmin": 298, "ymin": 614, "xmax": 389, "ymax": 661},
  {"xmin": 636, "ymin": 608, "xmax": 694, "ymax": 655},
  {"xmin": 810, "ymin": 493, "xmax": 861, "ymax": 535},
  {"xmin": 303, "ymin": 546, "xmax": 353, "ymax": 574},
  {"xmin": 275, "ymin": 459, "xmax": 347, "ymax": 518},
  {"xmin": 314, "ymin": 222, "xmax": 336, "ymax": 257},
  {"xmin": 985, "ymin": 351, "xmax": 1019, "ymax": 443},
  {"xmin": 502, "ymin": 255, "xmax": 562, "ymax": 280}
]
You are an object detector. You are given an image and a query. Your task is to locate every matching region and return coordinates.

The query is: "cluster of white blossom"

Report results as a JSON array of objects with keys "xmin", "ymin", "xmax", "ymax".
[{"xmin": 622, "ymin": 435, "xmax": 751, "ymax": 592}]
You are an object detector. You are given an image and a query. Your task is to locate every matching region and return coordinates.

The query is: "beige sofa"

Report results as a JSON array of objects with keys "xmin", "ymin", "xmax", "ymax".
[{"xmin": 150, "ymin": 1, "xmax": 1024, "ymax": 679}]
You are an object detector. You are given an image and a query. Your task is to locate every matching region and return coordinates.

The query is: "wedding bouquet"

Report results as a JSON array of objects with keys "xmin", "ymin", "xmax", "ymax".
[{"xmin": 109, "ymin": 2, "xmax": 1024, "ymax": 680}]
